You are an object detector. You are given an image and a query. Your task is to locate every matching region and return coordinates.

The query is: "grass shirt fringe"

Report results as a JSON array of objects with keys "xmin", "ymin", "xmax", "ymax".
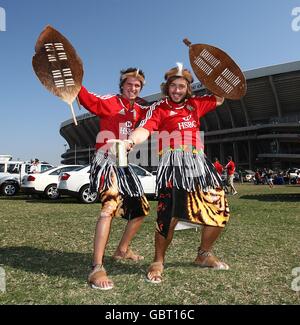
[
  {"xmin": 156, "ymin": 150, "xmax": 223, "ymax": 192},
  {"xmin": 90, "ymin": 150, "xmax": 144, "ymax": 197}
]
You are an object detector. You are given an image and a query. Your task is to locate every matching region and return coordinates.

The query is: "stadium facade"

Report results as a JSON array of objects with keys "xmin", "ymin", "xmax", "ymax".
[{"xmin": 60, "ymin": 61, "xmax": 300, "ymax": 170}]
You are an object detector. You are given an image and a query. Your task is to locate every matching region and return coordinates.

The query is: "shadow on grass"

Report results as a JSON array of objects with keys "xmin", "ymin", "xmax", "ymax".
[
  {"xmin": 240, "ymin": 193, "xmax": 300, "ymax": 202},
  {"xmin": 25, "ymin": 199, "xmax": 100, "ymax": 205},
  {"xmin": 0, "ymin": 196, "xmax": 32, "ymax": 201},
  {"xmin": 0, "ymin": 246, "xmax": 145, "ymax": 280},
  {"xmin": 0, "ymin": 196, "xmax": 156, "ymax": 204},
  {"xmin": 0, "ymin": 196, "xmax": 99, "ymax": 205}
]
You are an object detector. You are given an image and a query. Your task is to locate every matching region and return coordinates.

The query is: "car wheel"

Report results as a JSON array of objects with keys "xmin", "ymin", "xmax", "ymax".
[
  {"xmin": 44, "ymin": 184, "xmax": 60, "ymax": 200},
  {"xmin": 1, "ymin": 182, "xmax": 19, "ymax": 196},
  {"xmin": 79, "ymin": 185, "xmax": 99, "ymax": 204}
]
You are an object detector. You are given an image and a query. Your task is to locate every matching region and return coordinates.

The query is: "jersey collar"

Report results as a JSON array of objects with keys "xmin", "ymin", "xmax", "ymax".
[{"xmin": 165, "ymin": 97, "xmax": 188, "ymax": 110}]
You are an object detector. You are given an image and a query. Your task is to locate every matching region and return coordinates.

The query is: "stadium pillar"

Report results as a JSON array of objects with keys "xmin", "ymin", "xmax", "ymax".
[
  {"xmin": 220, "ymin": 143, "xmax": 225, "ymax": 164},
  {"xmin": 233, "ymin": 142, "xmax": 239, "ymax": 165},
  {"xmin": 248, "ymin": 140, "xmax": 253, "ymax": 170}
]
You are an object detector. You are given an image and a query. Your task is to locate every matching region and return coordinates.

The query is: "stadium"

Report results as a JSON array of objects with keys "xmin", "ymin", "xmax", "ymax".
[{"xmin": 60, "ymin": 61, "xmax": 300, "ymax": 171}]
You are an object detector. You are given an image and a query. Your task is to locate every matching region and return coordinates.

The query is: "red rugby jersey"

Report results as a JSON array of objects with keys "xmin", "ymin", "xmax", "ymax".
[
  {"xmin": 78, "ymin": 86, "xmax": 148, "ymax": 150},
  {"xmin": 225, "ymin": 160, "xmax": 236, "ymax": 175},
  {"xmin": 139, "ymin": 95, "xmax": 216, "ymax": 151},
  {"xmin": 214, "ymin": 161, "xmax": 224, "ymax": 175}
]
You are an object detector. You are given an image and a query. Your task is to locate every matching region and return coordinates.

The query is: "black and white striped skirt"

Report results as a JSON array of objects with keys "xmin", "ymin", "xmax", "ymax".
[
  {"xmin": 90, "ymin": 150, "xmax": 144, "ymax": 197},
  {"xmin": 156, "ymin": 150, "xmax": 223, "ymax": 192}
]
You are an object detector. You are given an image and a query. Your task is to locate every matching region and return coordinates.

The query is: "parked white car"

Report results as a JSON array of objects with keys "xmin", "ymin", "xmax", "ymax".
[
  {"xmin": 287, "ymin": 168, "xmax": 300, "ymax": 179},
  {"xmin": 58, "ymin": 166, "xmax": 98, "ymax": 203},
  {"xmin": 58, "ymin": 164, "xmax": 156, "ymax": 204},
  {"xmin": 131, "ymin": 164, "xmax": 156, "ymax": 197},
  {"xmin": 242, "ymin": 169, "xmax": 255, "ymax": 182},
  {"xmin": 0, "ymin": 161, "xmax": 53, "ymax": 196},
  {"xmin": 0, "ymin": 177, "xmax": 20, "ymax": 196},
  {"xmin": 21, "ymin": 165, "xmax": 82, "ymax": 199}
]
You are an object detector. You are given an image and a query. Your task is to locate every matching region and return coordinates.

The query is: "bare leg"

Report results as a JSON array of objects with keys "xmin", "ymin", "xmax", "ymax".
[
  {"xmin": 114, "ymin": 216, "xmax": 145, "ymax": 260},
  {"xmin": 194, "ymin": 225, "xmax": 229, "ymax": 269},
  {"xmin": 228, "ymin": 175, "xmax": 237, "ymax": 194},
  {"xmin": 231, "ymin": 183, "xmax": 237, "ymax": 194},
  {"xmin": 147, "ymin": 218, "xmax": 178, "ymax": 282},
  {"xmin": 199, "ymin": 225, "xmax": 223, "ymax": 251},
  {"xmin": 93, "ymin": 214, "xmax": 113, "ymax": 265},
  {"xmin": 154, "ymin": 217, "xmax": 178, "ymax": 263},
  {"xmin": 89, "ymin": 203, "xmax": 116, "ymax": 290}
]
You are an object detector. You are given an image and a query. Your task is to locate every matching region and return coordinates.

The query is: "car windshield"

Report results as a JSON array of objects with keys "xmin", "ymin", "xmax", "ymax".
[
  {"xmin": 7, "ymin": 164, "xmax": 21, "ymax": 174},
  {"xmin": 40, "ymin": 167, "xmax": 56, "ymax": 174},
  {"xmin": 74, "ymin": 166, "xmax": 86, "ymax": 171},
  {"xmin": 131, "ymin": 165, "xmax": 149, "ymax": 176},
  {"xmin": 40, "ymin": 165, "xmax": 53, "ymax": 172}
]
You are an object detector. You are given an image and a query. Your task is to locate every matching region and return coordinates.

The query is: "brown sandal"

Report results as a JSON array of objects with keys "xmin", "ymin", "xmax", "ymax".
[
  {"xmin": 113, "ymin": 248, "xmax": 144, "ymax": 261},
  {"xmin": 88, "ymin": 264, "xmax": 114, "ymax": 290},
  {"xmin": 146, "ymin": 262, "xmax": 164, "ymax": 284},
  {"xmin": 194, "ymin": 250, "xmax": 229, "ymax": 270}
]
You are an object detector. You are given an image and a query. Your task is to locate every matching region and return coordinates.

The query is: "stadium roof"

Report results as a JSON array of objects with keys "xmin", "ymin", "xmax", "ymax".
[{"xmin": 60, "ymin": 61, "xmax": 300, "ymax": 146}]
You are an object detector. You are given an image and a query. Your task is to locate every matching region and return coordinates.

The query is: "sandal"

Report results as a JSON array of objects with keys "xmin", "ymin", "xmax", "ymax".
[
  {"xmin": 194, "ymin": 250, "xmax": 229, "ymax": 270},
  {"xmin": 146, "ymin": 262, "xmax": 164, "ymax": 284},
  {"xmin": 88, "ymin": 264, "xmax": 114, "ymax": 290},
  {"xmin": 113, "ymin": 248, "xmax": 144, "ymax": 261}
]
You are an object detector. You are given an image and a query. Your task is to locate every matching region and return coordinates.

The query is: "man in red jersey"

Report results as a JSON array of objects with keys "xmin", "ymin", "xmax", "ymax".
[
  {"xmin": 225, "ymin": 156, "xmax": 238, "ymax": 195},
  {"xmin": 214, "ymin": 157, "xmax": 226, "ymax": 189},
  {"xmin": 213, "ymin": 157, "xmax": 224, "ymax": 176},
  {"xmin": 127, "ymin": 63, "xmax": 230, "ymax": 284},
  {"xmin": 78, "ymin": 68, "xmax": 150, "ymax": 290}
]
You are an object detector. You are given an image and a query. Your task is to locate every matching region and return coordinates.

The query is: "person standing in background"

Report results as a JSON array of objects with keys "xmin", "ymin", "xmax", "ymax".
[
  {"xmin": 225, "ymin": 156, "xmax": 237, "ymax": 195},
  {"xmin": 213, "ymin": 157, "xmax": 224, "ymax": 176}
]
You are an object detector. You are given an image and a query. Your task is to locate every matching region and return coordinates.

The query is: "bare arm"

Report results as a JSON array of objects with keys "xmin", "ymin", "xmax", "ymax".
[
  {"xmin": 129, "ymin": 127, "xmax": 150, "ymax": 146},
  {"xmin": 124, "ymin": 127, "xmax": 150, "ymax": 151}
]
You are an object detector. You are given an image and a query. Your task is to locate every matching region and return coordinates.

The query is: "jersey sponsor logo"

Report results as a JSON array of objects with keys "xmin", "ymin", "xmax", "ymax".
[
  {"xmin": 120, "ymin": 127, "xmax": 133, "ymax": 135},
  {"xmin": 120, "ymin": 121, "xmax": 133, "ymax": 135},
  {"xmin": 178, "ymin": 115, "xmax": 197, "ymax": 130},
  {"xmin": 183, "ymin": 115, "xmax": 192, "ymax": 121},
  {"xmin": 178, "ymin": 121, "xmax": 197, "ymax": 130}
]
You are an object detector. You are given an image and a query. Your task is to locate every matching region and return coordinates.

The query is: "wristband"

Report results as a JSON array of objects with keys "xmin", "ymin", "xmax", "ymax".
[{"xmin": 127, "ymin": 139, "xmax": 135, "ymax": 148}]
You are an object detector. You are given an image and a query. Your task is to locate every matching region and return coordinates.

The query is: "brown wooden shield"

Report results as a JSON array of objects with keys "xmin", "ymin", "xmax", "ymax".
[
  {"xmin": 183, "ymin": 39, "xmax": 246, "ymax": 100},
  {"xmin": 32, "ymin": 25, "xmax": 84, "ymax": 105}
]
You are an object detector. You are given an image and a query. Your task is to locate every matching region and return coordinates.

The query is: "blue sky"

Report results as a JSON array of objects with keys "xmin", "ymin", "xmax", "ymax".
[{"xmin": 1, "ymin": 0, "xmax": 300, "ymax": 165}]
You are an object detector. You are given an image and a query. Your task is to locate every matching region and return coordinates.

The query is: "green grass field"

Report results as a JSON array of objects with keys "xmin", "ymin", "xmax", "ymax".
[{"xmin": 0, "ymin": 184, "xmax": 300, "ymax": 305}]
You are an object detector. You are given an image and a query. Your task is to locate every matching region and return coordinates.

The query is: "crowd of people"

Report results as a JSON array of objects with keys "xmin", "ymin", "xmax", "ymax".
[
  {"xmin": 213, "ymin": 156, "xmax": 238, "ymax": 195},
  {"xmin": 254, "ymin": 168, "xmax": 300, "ymax": 186},
  {"xmin": 254, "ymin": 168, "xmax": 273, "ymax": 188}
]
